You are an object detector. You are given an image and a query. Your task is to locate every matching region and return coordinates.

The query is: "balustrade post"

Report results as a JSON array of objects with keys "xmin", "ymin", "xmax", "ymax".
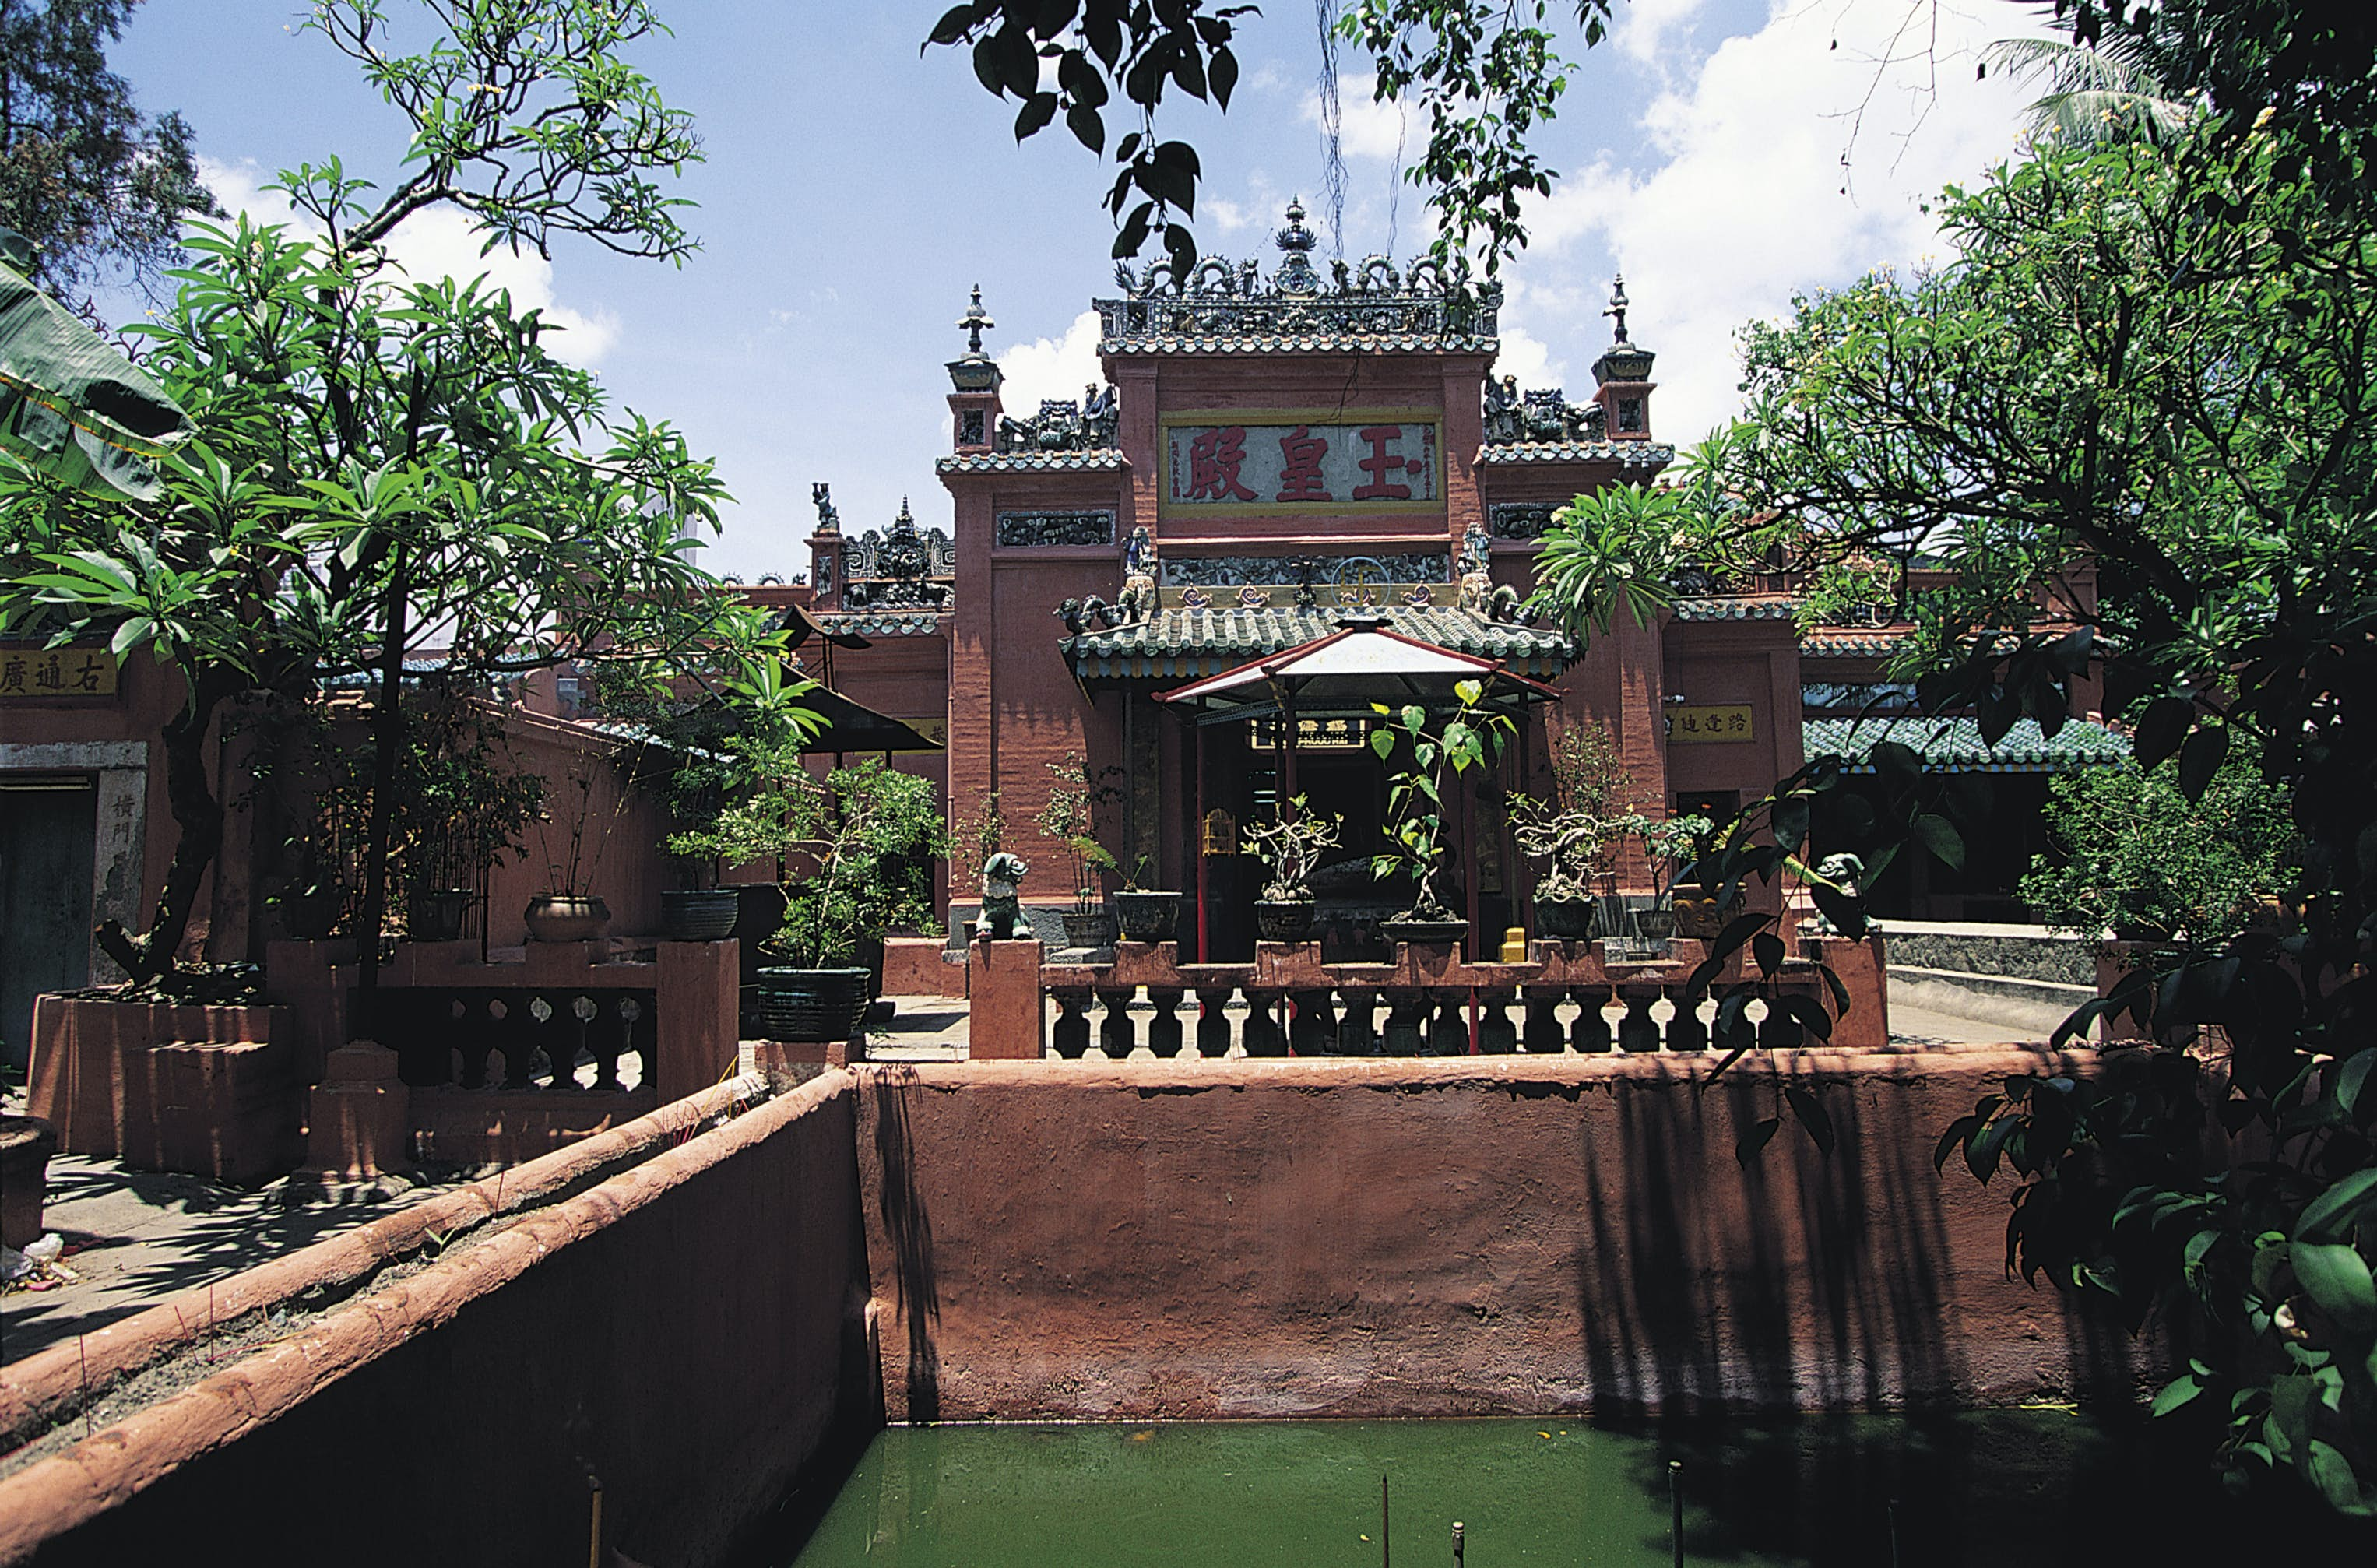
[
  {"xmin": 1569, "ymin": 986, "xmax": 1613, "ymax": 1053},
  {"xmin": 1383, "ymin": 992, "xmax": 1427, "ymax": 1056},
  {"xmin": 455, "ymin": 994, "xmax": 497, "ymax": 1090},
  {"xmin": 1096, "ymin": 986, "xmax": 1138, "ymax": 1058},
  {"xmin": 1146, "ymin": 988, "xmax": 1187, "ymax": 1057},
  {"xmin": 1617, "ymin": 988, "xmax": 1661, "ymax": 1053},
  {"xmin": 1289, "ymin": 989, "xmax": 1337, "ymax": 1055},
  {"xmin": 1242, "ymin": 991, "xmax": 1287, "ymax": 1056},
  {"xmin": 1338, "ymin": 990, "xmax": 1380, "ymax": 1055},
  {"xmin": 1522, "ymin": 989, "xmax": 1565, "ymax": 1053},
  {"xmin": 585, "ymin": 995, "xmax": 627, "ymax": 1089},
  {"xmin": 1051, "ymin": 988, "xmax": 1093, "ymax": 1059},
  {"xmin": 1477, "ymin": 990, "xmax": 1519, "ymax": 1054},
  {"xmin": 1194, "ymin": 986, "xmax": 1236, "ymax": 1058},
  {"xmin": 1665, "ymin": 990, "xmax": 1710, "ymax": 1053},
  {"xmin": 1424, "ymin": 993, "xmax": 1468, "ymax": 1056},
  {"xmin": 1757, "ymin": 1001, "xmax": 1804, "ymax": 1053}
]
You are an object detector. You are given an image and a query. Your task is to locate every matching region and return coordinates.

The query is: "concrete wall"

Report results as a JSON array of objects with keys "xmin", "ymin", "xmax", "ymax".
[
  {"xmin": 9, "ymin": 1074, "xmax": 867, "ymax": 1568},
  {"xmin": 856, "ymin": 1055, "xmax": 2144, "ymax": 1423}
]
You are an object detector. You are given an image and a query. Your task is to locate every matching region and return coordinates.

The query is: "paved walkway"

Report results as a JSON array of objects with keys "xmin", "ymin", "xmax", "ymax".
[{"xmin": 2, "ymin": 1157, "xmax": 442, "ymax": 1365}]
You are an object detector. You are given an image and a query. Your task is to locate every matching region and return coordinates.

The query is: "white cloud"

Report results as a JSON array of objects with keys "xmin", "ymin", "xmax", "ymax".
[
  {"xmin": 1303, "ymin": 72, "xmax": 1412, "ymax": 163},
  {"xmin": 195, "ymin": 156, "xmax": 621, "ymax": 367},
  {"xmin": 1616, "ymin": 0, "xmax": 1711, "ymax": 67},
  {"xmin": 1503, "ymin": 0, "xmax": 2049, "ymax": 441},
  {"xmin": 997, "ymin": 308, "xmax": 1106, "ymax": 413}
]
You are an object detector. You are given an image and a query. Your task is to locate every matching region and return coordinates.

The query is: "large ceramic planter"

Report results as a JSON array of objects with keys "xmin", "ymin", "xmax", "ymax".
[
  {"xmin": 524, "ymin": 894, "xmax": 610, "ymax": 943},
  {"xmin": 1381, "ymin": 917, "xmax": 1467, "ymax": 950},
  {"xmin": 1060, "ymin": 908, "xmax": 1119, "ymax": 949},
  {"xmin": 1534, "ymin": 896, "xmax": 1598, "ymax": 942},
  {"xmin": 1254, "ymin": 898, "xmax": 1316, "ymax": 942},
  {"xmin": 662, "ymin": 889, "xmax": 741, "ymax": 942},
  {"xmin": 408, "ymin": 888, "xmax": 472, "ymax": 943},
  {"xmin": 752, "ymin": 966, "xmax": 873, "ymax": 1042},
  {"xmin": 1633, "ymin": 906, "xmax": 1677, "ymax": 941},
  {"xmin": 1114, "ymin": 889, "xmax": 1183, "ymax": 944},
  {"xmin": 1669, "ymin": 881, "xmax": 1744, "ymax": 940}
]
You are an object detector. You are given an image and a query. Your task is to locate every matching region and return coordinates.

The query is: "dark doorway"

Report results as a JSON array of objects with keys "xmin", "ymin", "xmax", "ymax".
[{"xmin": 1, "ymin": 776, "xmax": 99, "ymax": 1071}]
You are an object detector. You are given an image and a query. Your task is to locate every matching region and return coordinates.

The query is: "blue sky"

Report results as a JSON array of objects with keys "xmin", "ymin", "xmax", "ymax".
[{"xmin": 100, "ymin": 1, "xmax": 2048, "ymax": 577}]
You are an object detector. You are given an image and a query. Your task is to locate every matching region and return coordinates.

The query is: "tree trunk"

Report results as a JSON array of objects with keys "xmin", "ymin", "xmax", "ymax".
[
  {"xmin": 353, "ymin": 543, "xmax": 411, "ymax": 999},
  {"xmin": 94, "ymin": 663, "xmax": 247, "ymax": 983}
]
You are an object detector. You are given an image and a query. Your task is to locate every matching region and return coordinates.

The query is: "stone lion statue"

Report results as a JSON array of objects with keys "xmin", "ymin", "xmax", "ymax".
[{"xmin": 980, "ymin": 850, "xmax": 1030, "ymax": 941}]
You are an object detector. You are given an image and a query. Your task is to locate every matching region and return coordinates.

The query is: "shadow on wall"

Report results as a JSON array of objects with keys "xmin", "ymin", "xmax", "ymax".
[
  {"xmin": 870, "ymin": 1065, "xmax": 941, "ymax": 1423},
  {"xmin": 1570, "ymin": 1064, "xmax": 2140, "ymax": 1414}
]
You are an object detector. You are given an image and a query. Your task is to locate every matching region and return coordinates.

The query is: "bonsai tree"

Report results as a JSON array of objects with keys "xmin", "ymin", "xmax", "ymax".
[
  {"xmin": 1509, "ymin": 721, "xmax": 1637, "ymax": 905},
  {"xmin": 1368, "ymin": 680, "xmax": 1514, "ymax": 922},
  {"xmin": 1033, "ymin": 751, "xmax": 1122, "ymax": 915},
  {"xmin": 1240, "ymin": 796, "xmax": 1345, "ymax": 903},
  {"xmin": 1640, "ymin": 813, "xmax": 1716, "ymax": 905},
  {"xmin": 770, "ymin": 761, "xmax": 946, "ymax": 970}
]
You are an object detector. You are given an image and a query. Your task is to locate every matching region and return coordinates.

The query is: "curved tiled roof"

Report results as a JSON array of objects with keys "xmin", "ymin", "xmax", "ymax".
[
  {"xmin": 1099, "ymin": 332, "xmax": 1502, "ymax": 357},
  {"xmin": 936, "ymin": 449, "xmax": 1127, "ymax": 474},
  {"xmin": 1803, "ymin": 715, "xmax": 2131, "ymax": 773},
  {"xmin": 1475, "ymin": 441, "xmax": 1672, "ymax": 466},
  {"xmin": 1067, "ymin": 604, "xmax": 1574, "ymax": 680},
  {"xmin": 1800, "ymin": 631, "xmax": 1911, "ymax": 659},
  {"xmin": 1672, "ymin": 596, "xmax": 1802, "ymax": 621}
]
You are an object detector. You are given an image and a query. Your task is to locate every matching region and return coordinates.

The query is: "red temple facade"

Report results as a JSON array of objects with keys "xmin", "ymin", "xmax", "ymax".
[{"xmin": 794, "ymin": 202, "xmax": 1886, "ymax": 958}]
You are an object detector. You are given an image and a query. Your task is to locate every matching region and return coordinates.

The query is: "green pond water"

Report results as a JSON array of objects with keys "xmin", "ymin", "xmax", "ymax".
[{"xmin": 762, "ymin": 1412, "xmax": 2375, "ymax": 1567}]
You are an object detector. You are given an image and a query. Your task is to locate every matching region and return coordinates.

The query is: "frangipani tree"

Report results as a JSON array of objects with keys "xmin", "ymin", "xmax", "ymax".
[{"xmin": 0, "ymin": 1, "xmax": 740, "ymax": 983}]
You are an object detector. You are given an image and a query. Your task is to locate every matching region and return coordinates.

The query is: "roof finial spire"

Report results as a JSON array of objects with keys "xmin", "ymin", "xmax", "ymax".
[
  {"xmin": 958, "ymin": 283, "xmax": 993, "ymax": 356},
  {"xmin": 1605, "ymin": 274, "xmax": 1630, "ymax": 344}
]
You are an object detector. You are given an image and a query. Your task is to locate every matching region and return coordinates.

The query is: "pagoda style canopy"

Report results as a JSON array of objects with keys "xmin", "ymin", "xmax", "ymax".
[{"xmin": 1159, "ymin": 612, "xmax": 1560, "ymax": 726}]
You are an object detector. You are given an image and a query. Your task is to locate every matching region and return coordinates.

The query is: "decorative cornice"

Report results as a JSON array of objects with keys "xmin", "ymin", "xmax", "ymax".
[
  {"xmin": 936, "ymin": 449, "xmax": 1128, "ymax": 475},
  {"xmin": 1672, "ymin": 596, "xmax": 1802, "ymax": 621},
  {"xmin": 1475, "ymin": 441, "xmax": 1673, "ymax": 466}
]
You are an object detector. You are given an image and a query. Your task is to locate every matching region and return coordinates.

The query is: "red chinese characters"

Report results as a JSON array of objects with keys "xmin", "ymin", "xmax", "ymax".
[
  {"xmin": 1352, "ymin": 424, "xmax": 1417, "ymax": 501},
  {"xmin": 1185, "ymin": 427, "xmax": 1258, "ymax": 501},
  {"xmin": 1274, "ymin": 425, "xmax": 1331, "ymax": 502}
]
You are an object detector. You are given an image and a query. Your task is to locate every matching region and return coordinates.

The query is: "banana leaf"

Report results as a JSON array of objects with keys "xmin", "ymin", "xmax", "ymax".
[{"xmin": 0, "ymin": 227, "xmax": 192, "ymax": 501}]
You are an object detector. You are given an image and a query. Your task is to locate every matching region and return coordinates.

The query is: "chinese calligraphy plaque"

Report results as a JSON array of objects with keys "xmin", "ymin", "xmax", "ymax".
[
  {"xmin": 1667, "ymin": 705, "xmax": 1755, "ymax": 744},
  {"xmin": 0, "ymin": 645, "xmax": 121, "ymax": 701},
  {"xmin": 1161, "ymin": 413, "xmax": 1440, "ymax": 514}
]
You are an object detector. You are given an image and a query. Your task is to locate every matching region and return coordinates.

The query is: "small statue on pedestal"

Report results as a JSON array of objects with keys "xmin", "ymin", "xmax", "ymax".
[{"xmin": 980, "ymin": 851, "xmax": 1031, "ymax": 941}]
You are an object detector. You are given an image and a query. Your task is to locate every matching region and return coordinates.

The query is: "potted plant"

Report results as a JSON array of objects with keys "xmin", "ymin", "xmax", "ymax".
[
  {"xmin": 396, "ymin": 691, "xmax": 543, "ymax": 945},
  {"xmin": 1637, "ymin": 814, "xmax": 1718, "ymax": 940},
  {"xmin": 1240, "ymin": 797, "xmax": 1344, "ymax": 941},
  {"xmin": 1511, "ymin": 722, "xmax": 1637, "ymax": 941},
  {"xmin": 1035, "ymin": 753, "xmax": 1122, "ymax": 949},
  {"xmin": 1113, "ymin": 856, "xmax": 1183, "ymax": 944},
  {"xmin": 754, "ymin": 761, "xmax": 945, "ymax": 1042},
  {"xmin": 1369, "ymin": 681, "xmax": 1514, "ymax": 949},
  {"xmin": 526, "ymin": 751, "xmax": 624, "ymax": 942}
]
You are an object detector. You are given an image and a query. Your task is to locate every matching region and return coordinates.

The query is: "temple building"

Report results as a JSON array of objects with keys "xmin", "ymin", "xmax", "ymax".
[{"xmin": 789, "ymin": 202, "xmax": 2132, "ymax": 956}]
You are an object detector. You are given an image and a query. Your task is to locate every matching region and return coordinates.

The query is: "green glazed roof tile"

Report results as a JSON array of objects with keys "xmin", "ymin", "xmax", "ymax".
[{"xmin": 1802, "ymin": 715, "xmax": 2132, "ymax": 773}]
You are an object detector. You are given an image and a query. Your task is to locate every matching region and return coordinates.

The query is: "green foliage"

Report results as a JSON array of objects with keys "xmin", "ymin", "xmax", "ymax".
[
  {"xmin": 929, "ymin": 1, "xmax": 1613, "ymax": 277},
  {"xmin": 768, "ymin": 761, "xmax": 947, "ymax": 969},
  {"xmin": 2020, "ymin": 737, "xmax": 2297, "ymax": 942},
  {"xmin": 1367, "ymin": 677, "xmax": 1512, "ymax": 921},
  {"xmin": 1526, "ymin": 423, "xmax": 1761, "ymax": 640},
  {"xmin": 1239, "ymin": 794, "xmax": 1345, "ymax": 902},
  {"xmin": 1033, "ymin": 751, "xmax": 1121, "ymax": 911},
  {"xmin": 653, "ymin": 640, "xmax": 828, "ymax": 887},
  {"xmin": 0, "ymin": 0, "xmax": 726, "ymax": 979},
  {"xmin": 1661, "ymin": 88, "xmax": 2377, "ymax": 1510},
  {"xmin": 0, "ymin": 0, "xmax": 217, "ymax": 299}
]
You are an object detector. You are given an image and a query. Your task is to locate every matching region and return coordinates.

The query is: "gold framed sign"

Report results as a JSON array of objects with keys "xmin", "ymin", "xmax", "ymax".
[
  {"xmin": 1668, "ymin": 705, "xmax": 1753, "ymax": 744},
  {"xmin": 1159, "ymin": 408, "xmax": 1442, "ymax": 517},
  {"xmin": 0, "ymin": 644, "xmax": 120, "ymax": 701},
  {"xmin": 1248, "ymin": 715, "xmax": 1370, "ymax": 752}
]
